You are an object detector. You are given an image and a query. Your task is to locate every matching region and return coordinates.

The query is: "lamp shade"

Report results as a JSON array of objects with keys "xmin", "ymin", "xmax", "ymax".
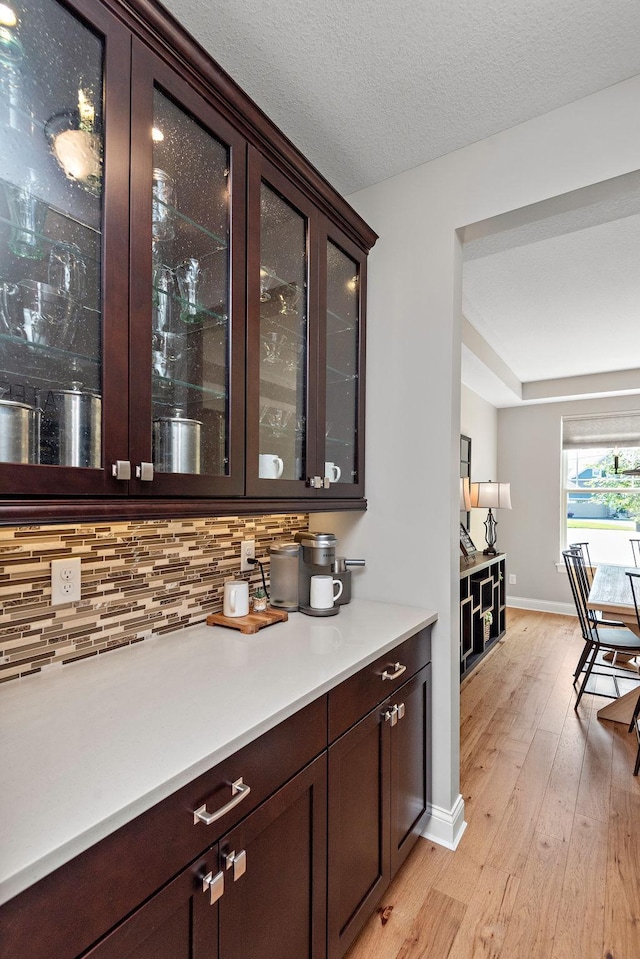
[
  {"xmin": 470, "ymin": 481, "xmax": 511, "ymax": 510},
  {"xmin": 460, "ymin": 477, "xmax": 471, "ymax": 511}
]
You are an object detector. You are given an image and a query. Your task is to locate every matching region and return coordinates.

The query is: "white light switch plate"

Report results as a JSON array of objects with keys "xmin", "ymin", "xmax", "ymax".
[{"xmin": 51, "ymin": 557, "xmax": 82, "ymax": 605}]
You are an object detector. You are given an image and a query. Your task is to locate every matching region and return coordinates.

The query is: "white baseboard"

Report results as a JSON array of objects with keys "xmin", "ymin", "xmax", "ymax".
[
  {"xmin": 421, "ymin": 794, "xmax": 467, "ymax": 850},
  {"xmin": 507, "ymin": 596, "xmax": 575, "ymax": 617}
]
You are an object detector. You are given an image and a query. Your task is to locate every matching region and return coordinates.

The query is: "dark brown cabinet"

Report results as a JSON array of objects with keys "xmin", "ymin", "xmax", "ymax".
[
  {"xmin": 83, "ymin": 755, "xmax": 327, "ymax": 959},
  {"xmin": 82, "ymin": 847, "xmax": 220, "ymax": 959},
  {"xmin": 0, "ymin": 0, "xmax": 376, "ymax": 523},
  {"xmin": 460, "ymin": 552, "xmax": 506, "ymax": 678},
  {"xmin": 0, "ymin": 629, "xmax": 430, "ymax": 959},
  {"xmin": 327, "ymin": 639, "xmax": 431, "ymax": 959},
  {"xmin": 218, "ymin": 755, "xmax": 327, "ymax": 959}
]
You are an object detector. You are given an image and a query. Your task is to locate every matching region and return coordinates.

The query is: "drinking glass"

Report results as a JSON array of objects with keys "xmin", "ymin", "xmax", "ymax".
[
  {"xmin": 176, "ymin": 257, "xmax": 201, "ymax": 322},
  {"xmin": 3, "ymin": 173, "xmax": 48, "ymax": 260}
]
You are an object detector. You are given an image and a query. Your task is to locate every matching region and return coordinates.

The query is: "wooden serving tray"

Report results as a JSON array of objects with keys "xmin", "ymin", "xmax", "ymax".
[{"xmin": 206, "ymin": 606, "xmax": 289, "ymax": 634}]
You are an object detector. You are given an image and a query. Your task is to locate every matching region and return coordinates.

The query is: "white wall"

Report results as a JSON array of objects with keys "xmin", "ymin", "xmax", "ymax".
[
  {"xmin": 461, "ymin": 384, "xmax": 498, "ymax": 549},
  {"xmin": 498, "ymin": 394, "xmax": 640, "ymax": 613},
  {"xmin": 315, "ymin": 74, "xmax": 640, "ymax": 846}
]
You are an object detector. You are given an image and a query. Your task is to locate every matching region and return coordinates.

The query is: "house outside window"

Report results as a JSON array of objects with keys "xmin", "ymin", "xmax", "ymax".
[{"xmin": 562, "ymin": 412, "xmax": 640, "ymax": 565}]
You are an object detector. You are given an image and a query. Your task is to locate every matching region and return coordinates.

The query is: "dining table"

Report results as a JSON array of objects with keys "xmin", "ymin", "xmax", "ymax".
[{"xmin": 587, "ymin": 562, "xmax": 640, "ymax": 723}]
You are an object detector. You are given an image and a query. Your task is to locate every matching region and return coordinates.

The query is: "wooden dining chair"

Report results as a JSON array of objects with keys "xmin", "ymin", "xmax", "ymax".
[
  {"xmin": 623, "ymin": 571, "xmax": 640, "ymax": 775},
  {"xmin": 563, "ymin": 550, "xmax": 640, "ymax": 709},
  {"xmin": 567, "ymin": 543, "xmax": 625, "ymax": 628}
]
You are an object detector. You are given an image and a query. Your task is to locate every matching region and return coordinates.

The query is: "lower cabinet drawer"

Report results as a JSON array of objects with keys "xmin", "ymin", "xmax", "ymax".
[
  {"xmin": 328, "ymin": 627, "xmax": 431, "ymax": 742},
  {"xmin": 0, "ymin": 695, "xmax": 327, "ymax": 959}
]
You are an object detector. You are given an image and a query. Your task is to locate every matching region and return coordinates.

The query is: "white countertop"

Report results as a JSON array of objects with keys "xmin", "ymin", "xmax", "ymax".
[{"xmin": 0, "ymin": 599, "xmax": 436, "ymax": 906}]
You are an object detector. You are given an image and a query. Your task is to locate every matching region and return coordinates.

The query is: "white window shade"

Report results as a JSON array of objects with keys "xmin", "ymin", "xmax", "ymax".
[{"xmin": 562, "ymin": 412, "xmax": 640, "ymax": 449}]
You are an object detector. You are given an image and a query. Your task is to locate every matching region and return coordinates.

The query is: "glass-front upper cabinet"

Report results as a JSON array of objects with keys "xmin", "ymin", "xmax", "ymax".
[
  {"xmin": 246, "ymin": 151, "xmax": 316, "ymax": 496},
  {"xmin": 0, "ymin": 0, "xmax": 130, "ymax": 494},
  {"xmin": 318, "ymin": 224, "xmax": 366, "ymax": 498},
  {"xmin": 129, "ymin": 43, "xmax": 246, "ymax": 496}
]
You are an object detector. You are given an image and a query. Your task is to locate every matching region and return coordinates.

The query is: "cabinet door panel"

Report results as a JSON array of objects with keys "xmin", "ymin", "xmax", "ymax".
[
  {"xmin": 390, "ymin": 663, "xmax": 431, "ymax": 876},
  {"xmin": 327, "ymin": 705, "xmax": 390, "ymax": 959},
  {"xmin": 246, "ymin": 148, "xmax": 319, "ymax": 496},
  {"xmin": 82, "ymin": 847, "xmax": 219, "ymax": 959},
  {"xmin": 317, "ymin": 222, "xmax": 366, "ymax": 498},
  {"xmin": 0, "ymin": 0, "xmax": 130, "ymax": 494},
  {"xmin": 219, "ymin": 754, "xmax": 327, "ymax": 959},
  {"xmin": 129, "ymin": 43, "xmax": 246, "ymax": 496}
]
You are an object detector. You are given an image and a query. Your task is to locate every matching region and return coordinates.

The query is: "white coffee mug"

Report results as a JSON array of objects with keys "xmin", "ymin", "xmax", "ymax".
[
  {"xmin": 310, "ymin": 574, "xmax": 343, "ymax": 610},
  {"xmin": 223, "ymin": 580, "xmax": 249, "ymax": 617},
  {"xmin": 325, "ymin": 461, "xmax": 341, "ymax": 482},
  {"xmin": 259, "ymin": 453, "xmax": 284, "ymax": 479}
]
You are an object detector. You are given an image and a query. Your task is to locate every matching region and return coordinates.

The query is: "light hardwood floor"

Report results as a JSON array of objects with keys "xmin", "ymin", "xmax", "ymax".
[{"xmin": 345, "ymin": 607, "xmax": 640, "ymax": 959}]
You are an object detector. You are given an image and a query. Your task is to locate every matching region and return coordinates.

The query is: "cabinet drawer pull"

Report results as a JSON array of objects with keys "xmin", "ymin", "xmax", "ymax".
[
  {"xmin": 193, "ymin": 777, "xmax": 251, "ymax": 826},
  {"xmin": 225, "ymin": 848, "xmax": 247, "ymax": 881},
  {"xmin": 382, "ymin": 662, "xmax": 406, "ymax": 681},
  {"xmin": 202, "ymin": 869, "xmax": 224, "ymax": 905}
]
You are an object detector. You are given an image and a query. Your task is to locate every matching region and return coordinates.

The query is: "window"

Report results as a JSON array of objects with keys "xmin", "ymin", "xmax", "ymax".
[{"xmin": 562, "ymin": 412, "xmax": 640, "ymax": 564}]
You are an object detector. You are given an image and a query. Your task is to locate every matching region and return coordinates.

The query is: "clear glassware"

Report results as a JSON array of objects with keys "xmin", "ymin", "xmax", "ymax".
[{"xmin": 3, "ymin": 171, "xmax": 48, "ymax": 260}]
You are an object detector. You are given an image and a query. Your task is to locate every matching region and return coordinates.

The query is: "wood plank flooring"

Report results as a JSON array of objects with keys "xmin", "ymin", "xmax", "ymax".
[{"xmin": 344, "ymin": 607, "xmax": 640, "ymax": 959}]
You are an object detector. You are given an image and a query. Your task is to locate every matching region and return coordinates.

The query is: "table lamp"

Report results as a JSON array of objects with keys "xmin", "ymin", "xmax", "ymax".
[{"xmin": 469, "ymin": 480, "xmax": 511, "ymax": 555}]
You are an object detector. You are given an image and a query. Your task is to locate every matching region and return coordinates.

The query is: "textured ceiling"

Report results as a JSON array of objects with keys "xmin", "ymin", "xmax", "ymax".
[
  {"xmin": 163, "ymin": 0, "xmax": 640, "ymax": 401},
  {"xmin": 162, "ymin": 0, "xmax": 640, "ymax": 196}
]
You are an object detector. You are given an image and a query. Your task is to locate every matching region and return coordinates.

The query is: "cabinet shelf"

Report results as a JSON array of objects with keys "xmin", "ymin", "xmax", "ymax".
[
  {"xmin": 155, "ymin": 199, "xmax": 227, "ymax": 250},
  {"xmin": 327, "ymin": 307, "xmax": 356, "ymax": 334}
]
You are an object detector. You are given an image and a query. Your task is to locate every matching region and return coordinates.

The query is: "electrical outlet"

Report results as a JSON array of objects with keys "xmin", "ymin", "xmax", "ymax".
[
  {"xmin": 51, "ymin": 557, "xmax": 81, "ymax": 605},
  {"xmin": 240, "ymin": 539, "xmax": 256, "ymax": 572},
  {"xmin": 508, "ymin": 573, "xmax": 517, "ymax": 585}
]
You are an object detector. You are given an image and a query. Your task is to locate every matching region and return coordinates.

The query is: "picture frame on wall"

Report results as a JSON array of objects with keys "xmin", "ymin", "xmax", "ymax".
[{"xmin": 460, "ymin": 523, "xmax": 477, "ymax": 558}]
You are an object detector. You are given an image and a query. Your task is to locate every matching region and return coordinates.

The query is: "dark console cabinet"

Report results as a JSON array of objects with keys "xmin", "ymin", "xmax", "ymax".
[{"xmin": 460, "ymin": 553, "xmax": 506, "ymax": 678}]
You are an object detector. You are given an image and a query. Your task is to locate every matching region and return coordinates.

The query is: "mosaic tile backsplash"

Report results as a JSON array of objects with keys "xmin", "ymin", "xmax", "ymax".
[{"xmin": 0, "ymin": 514, "xmax": 308, "ymax": 684}]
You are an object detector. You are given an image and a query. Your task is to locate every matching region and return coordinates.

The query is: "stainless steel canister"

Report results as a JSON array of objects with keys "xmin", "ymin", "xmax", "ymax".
[
  {"xmin": 0, "ymin": 398, "xmax": 40, "ymax": 464},
  {"xmin": 153, "ymin": 409, "xmax": 202, "ymax": 474},
  {"xmin": 41, "ymin": 389, "xmax": 101, "ymax": 468}
]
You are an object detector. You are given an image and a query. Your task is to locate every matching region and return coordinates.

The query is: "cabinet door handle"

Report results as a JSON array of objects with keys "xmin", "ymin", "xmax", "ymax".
[
  {"xmin": 193, "ymin": 777, "xmax": 251, "ymax": 826},
  {"xmin": 383, "ymin": 705, "xmax": 398, "ymax": 726},
  {"xmin": 225, "ymin": 848, "xmax": 247, "ymax": 881},
  {"xmin": 136, "ymin": 462, "xmax": 154, "ymax": 481},
  {"xmin": 382, "ymin": 662, "xmax": 406, "ymax": 681},
  {"xmin": 202, "ymin": 869, "xmax": 224, "ymax": 905},
  {"xmin": 397, "ymin": 702, "xmax": 406, "ymax": 720},
  {"xmin": 111, "ymin": 460, "xmax": 131, "ymax": 480}
]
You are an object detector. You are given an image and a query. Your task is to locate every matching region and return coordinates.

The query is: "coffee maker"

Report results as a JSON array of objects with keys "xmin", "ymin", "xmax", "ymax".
[{"xmin": 294, "ymin": 530, "xmax": 339, "ymax": 616}]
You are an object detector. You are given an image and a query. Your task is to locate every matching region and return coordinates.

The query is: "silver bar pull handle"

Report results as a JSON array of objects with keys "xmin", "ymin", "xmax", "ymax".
[
  {"xmin": 202, "ymin": 869, "xmax": 224, "ymax": 905},
  {"xmin": 225, "ymin": 848, "xmax": 247, "ymax": 882},
  {"xmin": 193, "ymin": 778, "xmax": 251, "ymax": 826},
  {"xmin": 382, "ymin": 662, "xmax": 407, "ymax": 681},
  {"xmin": 111, "ymin": 460, "xmax": 131, "ymax": 480},
  {"xmin": 397, "ymin": 702, "xmax": 406, "ymax": 720}
]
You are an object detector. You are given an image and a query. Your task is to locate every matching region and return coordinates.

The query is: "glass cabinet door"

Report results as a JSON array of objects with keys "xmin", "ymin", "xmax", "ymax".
[
  {"xmin": 129, "ymin": 45, "xmax": 246, "ymax": 495},
  {"xmin": 246, "ymin": 152, "xmax": 316, "ymax": 495},
  {"xmin": 0, "ymin": 0, "xmax": 130, "ymax": 493},
  {"xmin": 319, "ymin": 226, "xmax": 366, "ymax": 497}
]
